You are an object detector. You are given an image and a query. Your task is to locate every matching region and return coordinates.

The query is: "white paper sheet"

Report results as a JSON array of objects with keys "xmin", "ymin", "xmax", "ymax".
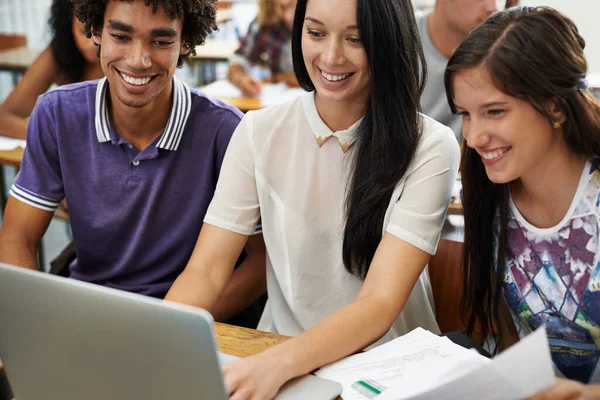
[
  {"xmin": 0, "ymin": 137, "xmax": 26, "ymax": 151},
  {"xmin": 317, "ymin": 327, "xmax": 555, "ymax": 400},
  {"xmin": 316, "ymin": 328, "xmax": 488, "ymax": 400}
]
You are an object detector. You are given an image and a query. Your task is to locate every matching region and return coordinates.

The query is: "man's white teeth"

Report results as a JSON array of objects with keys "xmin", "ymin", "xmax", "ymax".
[
  {"xmin": 121, "ymin": 73, "xmax": 151, "ymax": 86},
  {"xmin": 321, "ymin": 70, "xmax": 352, "ymax": 82},
  {"xmin": 482, "ymin": 148, "xmax": 509, "ymax": 160}
]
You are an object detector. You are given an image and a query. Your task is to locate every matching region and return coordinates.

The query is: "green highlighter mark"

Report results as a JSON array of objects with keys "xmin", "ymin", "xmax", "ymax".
[{"xmin": 351, "ymin": 379, "xmax": 386, "ymax": 398}]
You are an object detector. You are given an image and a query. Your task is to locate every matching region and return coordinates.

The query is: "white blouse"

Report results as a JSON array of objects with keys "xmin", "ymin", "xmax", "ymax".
[{"xmin": 205, "ymin": 92, "xmax": 460, "ymax": 344}]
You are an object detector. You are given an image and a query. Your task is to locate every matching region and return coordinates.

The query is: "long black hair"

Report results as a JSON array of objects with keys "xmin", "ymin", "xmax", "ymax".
[
  {"xmin": 444, "ymin": 6, "xmax": 600, "ymax": 351},
  {"xmin": 75, "ymin": 0, "xmax": 217, "ymax": 68},
  {"xmin": 292, "ymin": 0, "xmax": 427, "ymax": 279},
  {"xmin": 49, "ymin": 0, "xmax": 86, "ymax": 83}
]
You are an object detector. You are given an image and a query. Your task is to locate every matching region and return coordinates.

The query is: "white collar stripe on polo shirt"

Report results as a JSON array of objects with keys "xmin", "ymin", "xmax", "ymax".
[
  {"xmin": 160, "ymin": 78, "xmax": 183, "ymax": 150},
  {"xmin": 159, "ymin": 78, "xmax": 191, "ymax": 151},
  {"xmin": 158, "ymin": 77, "xmax": 192, "ymax": 150},
  {"xmin": 94, "ymin": 78, "xmax": 111, "ymax": 143},
  {"xmin": 94, "ymin": 76, "xmax": 192, "ymax": 151}
]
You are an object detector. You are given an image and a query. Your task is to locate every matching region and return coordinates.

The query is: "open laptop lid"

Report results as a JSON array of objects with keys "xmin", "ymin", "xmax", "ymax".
[
  {"xmin": 0, "ymin": 264, "xmax": 342, "ymax": 400},
  {"xmin": 0, "ymin": 263, "xmax": 228, "ymax": 400}
]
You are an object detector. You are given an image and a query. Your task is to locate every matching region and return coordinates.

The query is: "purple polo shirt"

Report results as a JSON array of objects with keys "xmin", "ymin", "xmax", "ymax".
[{"xmin": 11, "ymin": 76, "xmax": 243, "ymax": 298}]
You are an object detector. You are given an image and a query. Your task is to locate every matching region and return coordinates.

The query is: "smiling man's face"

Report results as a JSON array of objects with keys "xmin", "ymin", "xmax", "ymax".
[{"xmin": 95, "ymin": 0, "xmax": 188, "ymax": 109}]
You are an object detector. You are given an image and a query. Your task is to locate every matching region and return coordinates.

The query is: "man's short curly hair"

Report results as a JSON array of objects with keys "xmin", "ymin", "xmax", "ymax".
[{"xmin": 75, "ymin": 0, "xmax": 217, "ymax": 67}]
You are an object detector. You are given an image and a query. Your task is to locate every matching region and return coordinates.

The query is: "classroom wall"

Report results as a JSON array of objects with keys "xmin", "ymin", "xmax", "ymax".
[{"xmin": 521, "ymin": 0, "xmax": 599, "ymax": 75}]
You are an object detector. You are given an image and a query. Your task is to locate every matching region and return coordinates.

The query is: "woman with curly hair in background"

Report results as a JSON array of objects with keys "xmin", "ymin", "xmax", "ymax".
[{"xmin": 0, "ymin": 0, "xmax": 102, "ymax": 139}]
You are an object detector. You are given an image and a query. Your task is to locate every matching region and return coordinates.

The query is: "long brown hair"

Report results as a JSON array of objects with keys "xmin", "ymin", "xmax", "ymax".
[
  {"xmin": 444, "ymin": 6, "xmax": 600, "ymax": 351},
  {"xmin": 257, "ymin": 0, "xmax": 281, "ymax": 26}
]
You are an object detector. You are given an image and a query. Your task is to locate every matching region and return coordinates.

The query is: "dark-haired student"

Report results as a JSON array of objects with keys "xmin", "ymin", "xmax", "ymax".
[
  {"xmin": 446, "ymin": 6, "xmax": 600, "ymax": 398},
  {"xmin": 0, "ymin": 0, "xmax": 266, "ymax": 326},
  {"xmin": 165, "ymin": 0, "xmax": 459, "ymax": 398},
  {"xmin": 0, "ymin": 0, "xmax": 103, "ymax": 139}
]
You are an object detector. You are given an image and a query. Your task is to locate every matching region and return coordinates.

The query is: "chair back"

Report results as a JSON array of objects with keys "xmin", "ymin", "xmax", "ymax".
[{"xmin": 428, "ymin": 239, "xmax": 475, "ymax": 337}]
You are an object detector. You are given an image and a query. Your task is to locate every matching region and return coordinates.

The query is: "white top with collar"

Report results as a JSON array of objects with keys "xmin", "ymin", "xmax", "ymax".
[{"xmin": 205, "ymin": 92, "xmax": 460, "ymax": 343}]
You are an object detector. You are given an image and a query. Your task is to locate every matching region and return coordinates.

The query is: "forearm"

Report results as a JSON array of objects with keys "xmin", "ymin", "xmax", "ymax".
[
  {"xmin": 0, "ymin": 230, "xmax": 39, "ymax": 270},
  {"xmin": 264, "ymin": 295, "xmax": 397, "ymax": 380},
  {"xmin": 273, "ymin": 72, "xmax": 299, "ymax": 88},
  {"xmin": 0, "ymin": 107, "xmax": 28, "ymax": 139},
  {"xmin": 585, "ymin": 385, "xmax": 600, "ymax": 398},
  {"xmin": 165, "ymin": 268, "xmax": 228, "ymax": 309},
  {"xmin": 211, "ymin": 247, "xmax": 267, "ymax": 322},
  {"xmin": 228, "ymin": 64, "xmax": 249, "ymax": 87}
]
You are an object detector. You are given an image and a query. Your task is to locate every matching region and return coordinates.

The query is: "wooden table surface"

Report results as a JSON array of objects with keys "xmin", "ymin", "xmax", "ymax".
[
  {"xmin": 0, "ymin": 147, "xmax": 23, "ymax": 167},
  {"xmin": 214, "ymin": 322, "xmax": 290, "ymax": 357},
  {"xmin": 0, "ymin": 47, "xmax": 41, "ymax": 72},
  {"xmin": 218, "ymin": 96, "xmax": 263, "ymax": 112}
]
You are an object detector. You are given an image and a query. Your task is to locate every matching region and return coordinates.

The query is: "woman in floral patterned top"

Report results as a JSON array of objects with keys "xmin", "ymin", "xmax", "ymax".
[{"xmin": 444, "ymin": 6, "xmax": 600, "ymax": 398}]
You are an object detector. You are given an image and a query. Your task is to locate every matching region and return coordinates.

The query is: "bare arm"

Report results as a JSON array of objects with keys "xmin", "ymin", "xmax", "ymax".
[
  {"xmin": 223, "ymin": 234, "xmax": 432, "ymax": 399},
  {"xmin": 0, "ymin": 197, "xmax": 54, "ymax": 270},
  {"xmin": 211, "ymin": 233, "xmax": 267, "ymax": 322},
  {"xmin": 527, "ymin": 378, "xmax": 600, "ymax": 399},
  {"xmin": 228, "ymin": 63, "xmax": 262, "ymax": 97},
  {"xmin": 0, "ymin": 47, "xmax": 60, "ymax": 139},
  {"xmin": 165, "ymin": 223, "xmax": 249, "ymax": 310},
  {"xmin": 272, "ymin": 72, "xmax": 299, "ymax": 88}
]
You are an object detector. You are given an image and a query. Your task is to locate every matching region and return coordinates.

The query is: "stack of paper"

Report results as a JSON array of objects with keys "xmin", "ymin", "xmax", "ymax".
[{"xmin": 315, "ymin": 327, "xmax": 554, "ymax": 400}]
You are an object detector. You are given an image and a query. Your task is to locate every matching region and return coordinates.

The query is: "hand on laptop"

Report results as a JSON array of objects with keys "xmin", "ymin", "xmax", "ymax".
[{"xmin": 222, "ymin": 351, "xmax": 291, "ymax": 400}]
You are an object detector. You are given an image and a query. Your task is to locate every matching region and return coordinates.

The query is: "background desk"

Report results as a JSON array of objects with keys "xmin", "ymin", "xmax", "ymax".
[
  {"xmin": 189, "ymin": 39, "xmax": 239, "ymax": 85},
  {"xmin": 0, "ymin": 47, "xmax": 41, "ymax": 86},
  {"xmin": 217, "ymin": 95, "xmax": 263, "ymax": 112}
]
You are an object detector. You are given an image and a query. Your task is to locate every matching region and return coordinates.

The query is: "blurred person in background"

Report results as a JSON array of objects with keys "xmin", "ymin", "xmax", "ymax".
[
  {"xmin": 227, "ymin": 0, "xmax": 298, "ymax": 97},
  {"xmin": 0, "ymin": 0, "xmax": 102, "ymax": 139},
  {"xmin": 416, "ymin": 0, "xmax": 507, "ymax": 140}
]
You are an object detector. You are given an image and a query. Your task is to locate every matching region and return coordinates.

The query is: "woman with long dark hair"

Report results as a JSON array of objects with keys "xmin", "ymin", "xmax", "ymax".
[
  {"xmin": 166, "ymin": 0, "xmax": 459, "ymax": 398},
  {"xmin": 446, "ymin": 6, "xmax": 600, "ymax": 397},
  {"xmin": 0, "ymin": 0, "xmax": 102, "ymax": 139}
]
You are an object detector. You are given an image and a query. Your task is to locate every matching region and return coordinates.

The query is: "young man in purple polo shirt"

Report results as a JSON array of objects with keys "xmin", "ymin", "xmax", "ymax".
[{"xmin": 0, "ymin": 0, "xmax": 266, "ymax": 324}]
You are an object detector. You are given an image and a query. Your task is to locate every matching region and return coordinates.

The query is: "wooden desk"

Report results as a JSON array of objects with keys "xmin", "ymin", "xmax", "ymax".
[
  {"xmin": 0, "ymin": 47, "xmax": 40, "ymax": 73},
  {"xmin": 0, "ymin": 147, "xmax": 23, "ymax": 168},
  {"xmin": 214, "ymin": 322, "xmax": 289, "ymax": 357},
  {"xmin": 447, "ymin": 203, "xmax": 463, "ymax": 216},
  {"xmin": 192, "ymin": 39, "xmax": 239, "ymax": 63},
  {"xmin": 218, "ymin": 96, "xmax": 263, "ymax": 112},
  {"xmin": 216, "ymin": 8, "xmax": 234, "ymax": 24}
]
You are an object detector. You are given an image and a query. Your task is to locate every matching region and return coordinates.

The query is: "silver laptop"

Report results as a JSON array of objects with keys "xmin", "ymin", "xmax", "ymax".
[{"xmin": 0, "ymin": 263, "xmax": 342, "ymax": 400}]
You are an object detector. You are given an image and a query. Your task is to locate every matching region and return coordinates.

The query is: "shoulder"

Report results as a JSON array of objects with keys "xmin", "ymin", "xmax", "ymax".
[
  {"xmin": 34, "ymin": 79, "xmax": 99, "ymax": 116},
  {"xmin": 418, "ymin": 113, "xmax": 461, "ymax": 155}
]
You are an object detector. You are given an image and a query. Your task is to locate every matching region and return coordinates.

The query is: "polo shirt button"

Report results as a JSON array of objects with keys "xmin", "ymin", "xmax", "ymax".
[
  {"xmin": 128, "ymin": 144, "xmax": 133, "ymax": 149},
  {"xmin": 132, "ymin": 160, "xmax": 140, "ymax": 166}
]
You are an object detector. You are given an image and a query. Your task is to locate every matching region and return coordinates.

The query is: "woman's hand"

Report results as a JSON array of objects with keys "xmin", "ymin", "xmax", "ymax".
[
  {"xmin": 527, "ymin": 378, "xmax": 600, "ymax": 400},
  {"xmin": 238, "ymin": 76, "xmax": 263, "ymax": 98},
  {"xmin": 222, "ymin": 351, "xmax": 292, "ymax": 400}
]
